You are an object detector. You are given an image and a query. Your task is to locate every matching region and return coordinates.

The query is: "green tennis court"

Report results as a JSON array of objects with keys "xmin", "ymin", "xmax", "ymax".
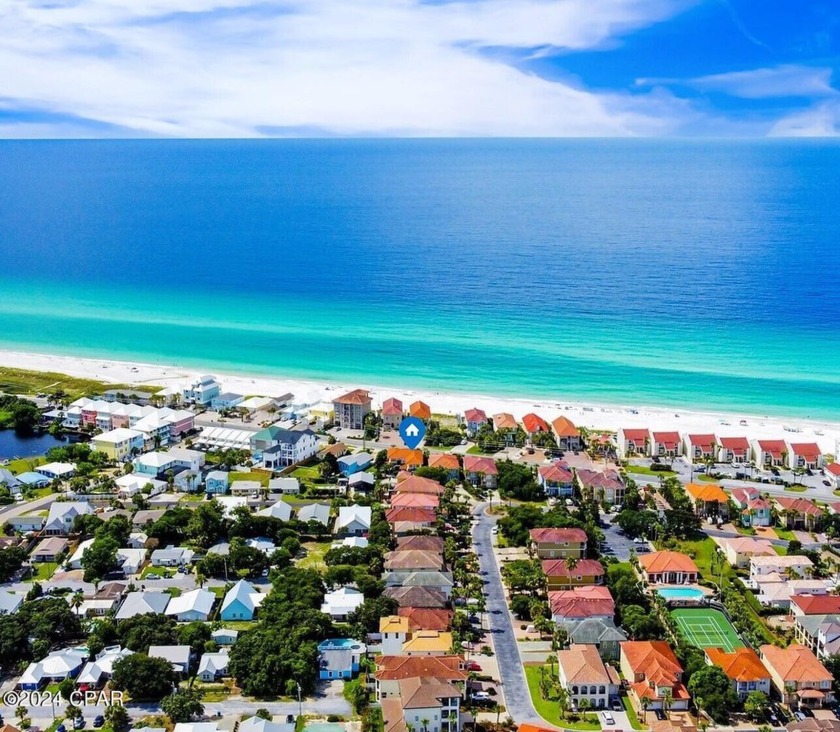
[{"xmin": 671, "ymin": 608, "xmax": 744, "ymax": 651}]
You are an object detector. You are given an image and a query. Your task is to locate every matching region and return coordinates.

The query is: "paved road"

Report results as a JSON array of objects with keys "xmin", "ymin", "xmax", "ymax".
[
  {"xmin": 472, "ymin": 501, "xmax": 551, "ymax": 728},
  {"xmin": 0, "ymin": 682, "xmax": 351, "ymax": 727},
  {"xmin": 0, "ymin": 492, "xmax": 58, "ymax": 522}
]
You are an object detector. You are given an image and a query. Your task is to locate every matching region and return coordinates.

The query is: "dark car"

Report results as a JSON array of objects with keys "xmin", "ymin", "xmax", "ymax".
[
  {"xmin": 74, "ymin": 717, "xmax": 85, "ymax": 730},
  {"xmin": 57, "ymin": 725, "xmax": 67, "ymax": 732},
  {"xmin": 93, "ymin": 717, "xmax": 104, "ymax": 728},
  {"xmin": 655, "ymin": 710, "xmax": 667, "ymax": 721}
]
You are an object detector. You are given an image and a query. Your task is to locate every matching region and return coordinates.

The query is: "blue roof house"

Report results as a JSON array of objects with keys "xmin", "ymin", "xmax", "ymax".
[{"xmin": 338, "ymin": 453, "xmax": 373, "ymax": 477}]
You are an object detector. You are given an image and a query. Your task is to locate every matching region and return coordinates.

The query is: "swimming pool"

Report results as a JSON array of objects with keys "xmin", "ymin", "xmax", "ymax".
[{"xmin": 657, "ymin": 587, "xmax": 706, "ymax": 601}]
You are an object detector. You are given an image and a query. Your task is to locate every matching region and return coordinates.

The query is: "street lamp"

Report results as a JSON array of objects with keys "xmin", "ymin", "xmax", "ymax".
[{"xmin": 296, "ymin": 682, "xmax": 302, "ymax": 719}]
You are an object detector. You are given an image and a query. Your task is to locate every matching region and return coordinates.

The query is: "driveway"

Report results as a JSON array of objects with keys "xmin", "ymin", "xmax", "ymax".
[
  {"xmin": 472, "ymin": 502, "xmax": 554, "ymax": 728},
  {"xmin": 0, "ymin": 492, "xmax": 58, "ymax": 522},
  {"xmin": 599, "ymin": 513, "xmax": 637, "ymax": 561}
]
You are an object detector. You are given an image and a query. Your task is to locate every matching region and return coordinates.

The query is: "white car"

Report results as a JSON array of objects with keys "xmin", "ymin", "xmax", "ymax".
[
  {"xmin": 601, "ymin": 712, "xmax": 615, "ymax": 726},
  {"xmin": 491, "ymin": 526, "xmax": 498, "ymax": 535},
  {"xmin": 633, "ymin": 538, "xmax": 647, "ymax": 544}
]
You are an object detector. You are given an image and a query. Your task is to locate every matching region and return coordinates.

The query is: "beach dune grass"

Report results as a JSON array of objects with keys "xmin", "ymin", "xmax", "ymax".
[{"xmin": 0, "ymin": 365, "xmax": 156, "ymax": 400}]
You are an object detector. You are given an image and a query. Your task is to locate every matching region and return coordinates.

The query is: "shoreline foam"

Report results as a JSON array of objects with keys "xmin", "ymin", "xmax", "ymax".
[{"xmin": 1, "ymin": 348, "xmax": 838, "ymax": 455}]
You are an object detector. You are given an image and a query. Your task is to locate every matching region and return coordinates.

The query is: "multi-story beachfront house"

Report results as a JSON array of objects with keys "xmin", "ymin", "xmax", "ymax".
[
  {"xmin": 182, "ymin": 375, "xmax": 221, "ymax": 407},
  {"xmin": 638, "ymin": 551, "xmax": 699, "ymax": 585},
  {"xmin": 705, "ymin": 647, "xmax": 772, "ymax": 701},
  {"xmin": 463, "ymin": 408, "xmax": 487, "ymax": 436},
  {"xmin": 620, "ymin": 641, "xmax": 690, "ymax": 713},
  {"xmin": 552, "ymin": 416, "xmax": 582, "ymax": 451},
  {"xmin": 752, "ymin": 439, "xmax": 787, "ymax": 468},
  {"xmin": 462, "ymin": 455, "xmax": 497, "ymax": 489},
  {"xmin": 683, "ymin": 434, "xmax": 718, "ymax": 463},
  {"xmin": 617, "ymin": 428, "xmax": 650, "ymax": 458},
  {"xmin": 651, "ymin": 431, "xmax": 682, "ymax": 458},
  {"xmin": 788, "ymin": 443, "xmax": 824, "ymax": 470},
  {"xmin": 381, "ymin": 398, "xmax": 403, "ymax": 430},
  {"xmin": 333, "ymin": 389, "xmax": 372, "ymax": 430},
  {"xmin": 718, "ymin": 436, "xmax": 750, "ymax": 465}
]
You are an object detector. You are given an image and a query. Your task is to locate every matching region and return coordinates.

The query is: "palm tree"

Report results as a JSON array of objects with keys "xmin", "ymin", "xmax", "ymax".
[
  {"xmin": 556, "ymin": 685, "xmax": 569, "ymax": 721},
  {"xmin": 662, "ymin": 688, "xmax": 673, "ymax": 720},
  {"xmin": 16, "ymin": 705, "xmax": 28, "ymax": 726},
  {"xmin": 195, "ymin": 571, "xmax": 207, "ymax": 588},
  {"xmin": 578, "ymin": 698, "xmax": 591, "ymax": 722},
  {"xmin": 640, "ymin": 696, "xmax": 651, "ymax": 722},
  {"xmin": 70, "ymin": 591, "xmax": 84, "ymax": 614}
]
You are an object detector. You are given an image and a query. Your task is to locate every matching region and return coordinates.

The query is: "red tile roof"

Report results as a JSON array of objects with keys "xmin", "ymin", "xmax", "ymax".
[
  {"xmin": 374, "ymin": 655, "xmax": 466, "ymax": 682},
  {"xmin": 791, "ymin": 595, "xmax": 840, "ymax": 615},
  {"xmin": 622, "ymin": 641, "xmax": 690, "ymax": 700},
  {"xmin": 548, "ymin": 586, "xmax": 614, "ymax": 618},
  {"xmin": 390, "ymin": 492, "xmax": 439, "ymax": 509},
  {"xmin": 397, "ymin": 606, "xmax": 453, "ymax": 631},
  {"xmin": 463, "ymin": 455, "xmax": 498, "ymax": 475},
  {"xmin": 542, "ymin": 559, "xmax": 605, "ymax": 580},
  {"xmin": 464, "ymin": 408, "xmax": 487, "ymax": 423},
  {"xmin": 775, "ymin": 496, "xmax": 823, "ymax": 516},
  {"xmin": 826, "ymin": 464, "xmax": 840, "ymax": 477},
  {"xmin": 639, "ymin": 551, "xmax": 699, "ymax": 575},
  {"xmin": 652, "ymin": 431, "xmax": 680, "ymax": 448},
  {"xmin": 538, "ymin": 462, "xmax": 574, "ymax": 483},
  {"xmin": 382, "ymin": 398, "xmax": 403, "ymax": 416},
  {"xmin": 706, "ymin": 647, "xmax": 770, "ymax": 682},
  {"xmin": 385, "ymin": 506, "xmax": 437, "ymax": 524},
  {"xmin": 552, "ymin": 416, "xmax": 580, "ymax": 438},
  {"xmin": 719, "ymin": 436, "xmax": 750, "ymax": 451},
  {"xmin": 387, "ymin": 447, "xmax": 424, "ymax": 466},
  {"xmin": 334, "ymin": 388, "xmax": 371, "ymax": 405},
  {"xmin": 621, "ymin": 428, "xmax": 650, "ymax": 442},
  {"xmin": 790, "ymin": 443, "xmax": 822, "ymax": 460},
  {"xmin": 530, "ymin": 527, "xmax": 588, "ymax": 544},
  {"xmin": 576, "ymin": 468, "xmax": 623, "ymax": 492},
  {"xmin": 758, "ymin": 440, "xmax": 787, "ymax": 457},
  {"xmin": 396, "ymin": 535, "xmax": 445, "ymax": 552},
  {"xmin": 394, "ymin": 474, "xmax": 445, "ymax": 494},
  {"xmin": 522, "ymin": 413, "xmax": 549, "ymax": 434},
  {"xmin": 687, "ymin": 434, "xmax": 717, "ymax": 450},
  {"xmin": 493, "ymin": 412, "xmax": 518, "ymax": 430},
  {"xmin": 428, "ymin": 453, "xmax": 459, "ymax": 471},
  {"xmin": 409, "ymin": 401, "xmax": 431, "ymax": 420}
]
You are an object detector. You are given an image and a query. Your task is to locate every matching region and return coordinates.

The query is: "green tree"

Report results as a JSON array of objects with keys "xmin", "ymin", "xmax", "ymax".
[
  {"xmin": 687, "ymin": 666, "xmax": 739, "ymax": 723},
  {"xmin": 744, "ymin": 691, "xmax": 770, "ymax": 722},
  {"xmin": 117, "ymin": 614, "xmax": 178, "ymax": 652},
  {"xmin": 110, "ymin": 654, "xmax": 178, "ymax": 700},
  {"xmin": 104, "ymin": 704, "xmax": 130, "ymax": 731},
  {"xmin": 81, "ymin": 536, "xmax": 119, "ymax": 585},
  {"xmin": 0, "ymin": 546, "xmax": 27, "ymax": 582},
  {"xmin": 161, "ymin": 688, "xmax": 205, "ymax": 723}
]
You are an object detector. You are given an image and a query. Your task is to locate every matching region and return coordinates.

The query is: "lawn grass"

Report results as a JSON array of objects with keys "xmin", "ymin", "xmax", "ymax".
[
  {"xmin": 774, "ymin": 527, "xmax": 797, "ymax": 541},
  {"xmin": 28, "ymin": 561, "xmax": 58, "ymax": 581},
  {"xmin": 624, "ymin": 465, "xmax": 676, "ymax": 477},
  {"xmin": 621, "ymin": 695, "xmax": 647, "ymax": 730},
  {"xmin": 141, "ymin": 565, "xmax": 176, "ymax": 579},
  {"xmin": 773, "ymin": 545, "xmax": 787, "ymax": 555},
  {"xmin": 784, "ymin": 485, "xmax": 809, "ymax": 493},
  {"xmin": 230, "ymin": 471, "xmax": 269, "ymax": 487},
  {"xmin": 297, "ymin": 541, "xmax": 332, "ymax": 571},
  {"xmin": 7, "ymin": 455, "xmax": 47, "ymax": 474},
  {"xmin": 696, "ymin": 474, "xmax": 719, "ymax": 482},
  {"xmin": 0, "ymin": 365, "xmax": 158, "ymax": 400},
  {"xmin": 179, "ymin": 493, "xmax": 206, "ymax": 503},
  {"xmin": 523, "ymin": 664, "xmax": 601, "ymax": 730},
  {"xmin": 291, "ymin": 465, "xmax": 320, "ymax": 481}
]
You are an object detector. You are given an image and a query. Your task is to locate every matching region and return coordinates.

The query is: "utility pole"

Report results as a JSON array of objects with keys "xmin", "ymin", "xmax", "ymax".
[{"xmin": 297, "ymin": 682, "xmax": 302, "ymax": 719}]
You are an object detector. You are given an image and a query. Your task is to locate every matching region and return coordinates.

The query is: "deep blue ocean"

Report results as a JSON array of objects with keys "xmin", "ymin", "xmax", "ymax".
[{"xmin": 0, "ymin": 139, "xmax": 838, "ymax": 419}]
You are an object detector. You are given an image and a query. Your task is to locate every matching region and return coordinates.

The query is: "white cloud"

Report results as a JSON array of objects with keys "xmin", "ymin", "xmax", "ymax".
[
  {"xmin": 0, "ymin": 0, "xmax": 700, "ymax": 137},
  {"xmin": 769, "ymin": 100, "xmax": 840, "ymax": 137},
  {"xmin": 687, "ymin": 64, "xmax": 837, "ymax": 99}
]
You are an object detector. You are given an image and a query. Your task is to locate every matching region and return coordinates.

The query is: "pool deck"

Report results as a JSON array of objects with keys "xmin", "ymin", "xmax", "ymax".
[{"xmin": 655, "ymin": 583, "xmax": 713, "ymax": 604}]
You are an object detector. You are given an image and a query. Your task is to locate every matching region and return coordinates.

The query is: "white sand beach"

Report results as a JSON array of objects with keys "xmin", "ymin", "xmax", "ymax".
[{"xmin": 1, "ymin": 349, "xmax": 838, "ymax": 455}]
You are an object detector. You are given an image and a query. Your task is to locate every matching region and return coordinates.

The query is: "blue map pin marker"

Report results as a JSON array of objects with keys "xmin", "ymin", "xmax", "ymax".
[{"xmin": 399, "ymin": 416, "xmax": 426, "ymax": 450}]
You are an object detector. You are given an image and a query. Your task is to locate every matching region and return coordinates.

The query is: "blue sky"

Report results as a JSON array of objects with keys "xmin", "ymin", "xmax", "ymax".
[{"xmin": 0, "ymin": 0, "xmax": 838, "ymax": 137}]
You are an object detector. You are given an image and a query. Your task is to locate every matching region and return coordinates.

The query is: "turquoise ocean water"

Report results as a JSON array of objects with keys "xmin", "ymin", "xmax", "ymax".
[{"xmin": 0, "ymin": 139, "xmax": 838, "ymax": 419}]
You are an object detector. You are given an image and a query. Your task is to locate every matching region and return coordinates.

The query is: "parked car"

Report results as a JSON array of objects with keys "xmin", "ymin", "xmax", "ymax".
[
  {"xmin": 93, "ymin": 717, "xmax": 104, "ymax": 728},
  {"xmin": 74, "ymin": 717, "xmax": 85, "ymax": 730},
  {"xmin": 491, "ymin": 527, "xmax": 498, "ymax": 535},
  {"xmin": 472, "ymin": 691, "xmax": 492, "ymax": 701},
  {"xmin": 465, "ymin": 661, "xmax": 483, "ymax": 671},
  {"xmin": 794, "ymin": 712, "xmax": 807, "ymax": 722},
  {"xmin": 601, "ymin": 712, "xmax": 615, "ymax": 726},
  {"xmin": 655, "ymin": 710, "xmax": 667, "ymax": 720},
  {"xmin": 611, "ymin": 699, "xmax": 623, "ymax": 712}
]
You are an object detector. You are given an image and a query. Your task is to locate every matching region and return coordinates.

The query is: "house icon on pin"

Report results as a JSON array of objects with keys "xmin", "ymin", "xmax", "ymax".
[{"xmin": 405, "ymin": 423, "xmax": 420, "ymax": 437}]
